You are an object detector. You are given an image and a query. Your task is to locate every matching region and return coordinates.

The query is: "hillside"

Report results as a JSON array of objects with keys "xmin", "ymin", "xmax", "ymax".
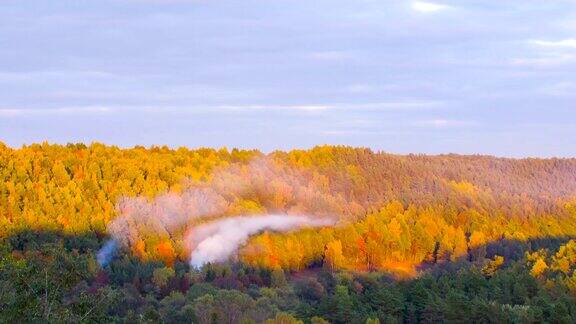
[{"xmin": 1, "ymin": 142, "xmax": 576, "ymax": 322}]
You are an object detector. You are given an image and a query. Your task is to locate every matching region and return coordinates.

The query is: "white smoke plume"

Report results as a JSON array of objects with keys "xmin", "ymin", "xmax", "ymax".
[{"xmin": 187, "ymin": 215, "xmax": 335, "ymax": 268}]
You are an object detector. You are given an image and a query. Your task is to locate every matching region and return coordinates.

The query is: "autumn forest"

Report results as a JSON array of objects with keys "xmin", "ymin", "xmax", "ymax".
[{"xmin": 1, "ymin": 142, "xmax": 576, "ymax": 323}]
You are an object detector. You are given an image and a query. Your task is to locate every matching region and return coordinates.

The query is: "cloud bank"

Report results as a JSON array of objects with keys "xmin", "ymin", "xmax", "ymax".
[{"xmin": 2, "ymin": 0, "xmax": 576, "ymax": 156}]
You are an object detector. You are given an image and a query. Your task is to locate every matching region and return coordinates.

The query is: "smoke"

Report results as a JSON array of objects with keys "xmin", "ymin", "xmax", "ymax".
[
  {"xmin": 97, "ymin": 239, "xmax": 118, "ymax": 267},
  {"xmin": 107, "ymin": 188, "xmax": 228, "ymax": 247},
  {"xmin": 99, "ymin": 157, "xmax": 348, "ymax": 267},
  {"xmin": 187, "ymin": 215, "xmax": 335, "ymax": 268}
]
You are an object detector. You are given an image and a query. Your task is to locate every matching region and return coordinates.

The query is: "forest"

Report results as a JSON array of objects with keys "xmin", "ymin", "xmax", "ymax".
[{"xmin": 1, "ymin": 141, "xmax": 576, "ymax": 323}]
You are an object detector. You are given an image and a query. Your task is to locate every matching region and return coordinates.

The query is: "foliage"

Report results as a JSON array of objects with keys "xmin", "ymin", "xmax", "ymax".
[
  {"xmin": 2, "ymin": 142, "xmax": 576, "ymax": 322},
  {"xmin": 2, "ymin": 234, "xmax": 576, "ymax": 322}
]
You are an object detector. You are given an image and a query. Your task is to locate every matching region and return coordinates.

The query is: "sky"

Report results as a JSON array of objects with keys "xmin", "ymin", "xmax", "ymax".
[{"xmin": 0, "ymin": 0, "xmax": 575, "ymax": 157}]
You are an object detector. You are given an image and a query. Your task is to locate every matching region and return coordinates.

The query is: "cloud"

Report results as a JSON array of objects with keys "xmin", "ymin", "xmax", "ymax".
[
  {"xmin": 217, "ymin": 101, "xmax": 442, "ymax": 113},
  {"xmin": 308, "ymin": 51, "xmax": 353, "ymax": 61},
  {"xmin": 0, "ymin": 106, "xmax": 112, "ymax": 117},
  {"xmin": 0, "ymin": 70, "xmax": 115, "ymax": 83},
  {"xmin": 319, "ymin": 129, "xmax": 403, "ymax": 136},
  {"xmin": 216, "ymin": 104, "xmax": 331, "ymax": 112},
  {"xmin": 1, "ymin": 0, "xmax": 576, "ymax": 156},
  {"xmin": 319, "ymin": 117, "xmax": 474, "ymax": 137},
  {"xmin": 411, "ymin": 1, "xmax": 451, "ymax": 13},
  {"xmin": 510, "ymin": 54, "xmax": 576, "ymax": 67},
  {"xmin": 360, "ymin": 101, "xmax": 443, "ymax": 110},
  {"xmin": 528, "ymin": 39, "xmax": 576, "ymax": 49},
  {"xmin": 413, "ymin": 119, "xmax": 475, "ymax": 128},
  {"xmin": 122, "ymin": 0, "xmax": 201, "ymax": 3},
  {"xmin": 538, "ymin": 82, "xmax": 576, "ymax": 97},
  {"xmin": 0, "ymin": 101, "xmax": 439, "ymax": 118},
  {"xmin": 344, "ymin": 84, "xmax": 377, "ymax": 94}
]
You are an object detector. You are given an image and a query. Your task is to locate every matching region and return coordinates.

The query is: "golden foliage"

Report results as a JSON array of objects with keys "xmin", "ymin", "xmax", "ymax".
[{"xmin": 2, "ymin": 142, "xmax": 576, "ymax": 271}]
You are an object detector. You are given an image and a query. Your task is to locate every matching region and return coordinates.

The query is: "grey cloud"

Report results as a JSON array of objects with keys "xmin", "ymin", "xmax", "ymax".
[{"xmin": 0, "ymin": 0, "xmax": 575, "ymax": 156}]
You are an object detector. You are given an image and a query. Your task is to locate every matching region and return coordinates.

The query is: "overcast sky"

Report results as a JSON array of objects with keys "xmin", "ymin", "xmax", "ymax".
[{"xmin": 1, "ymin": 0, "xmax": 575, "ymax": 157}]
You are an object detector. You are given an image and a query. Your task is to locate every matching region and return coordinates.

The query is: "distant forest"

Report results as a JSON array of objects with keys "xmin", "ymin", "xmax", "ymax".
[{"xmin": 1, "ymin": 142, "xmax": 576, "ymax": 323}]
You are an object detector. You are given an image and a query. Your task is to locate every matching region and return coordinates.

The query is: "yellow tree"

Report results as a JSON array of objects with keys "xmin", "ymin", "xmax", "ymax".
[{"xmin": 324, "ymin": 240, "xmax": 345, "ymax": 270}]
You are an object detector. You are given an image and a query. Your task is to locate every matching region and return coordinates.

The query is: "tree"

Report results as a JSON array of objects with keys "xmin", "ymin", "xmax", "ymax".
[
  {"xmin": 156, "ymin": 240, "xmax": 176, "ymax": 267},
  {"xmin": 482, "ymin": 255, "xmax": 504, "ymax": 278},
  {"xmin": 530, "ymin": 258, "xmax": 548, "ymax": 278},
  {"xmin": 152, "ymin": 267, "xmax": 175, "ymax": 288},
  {"xmin": 212, "ymin": 290, "xmax": 256, "ymax": 324},
  {"xmin": 159, "ymin": 291, "xmax": 190, "ymax": 323},
  {"xmin": 310, "ymin": 317, "xmax": 330, "ymax": 324},
  {"xmin": 193, "ymin": 294, "xmax": 216, "ymax": 324},
  {"xmin": 468, "ymin": 231, "xmax": 487, "ymax": 261},
  {"xmin": 322, "ymin": 285, "xmax": 353, "ymax": 324},
  {"xmin": 324, "ymin": 240, "xmax": 344, "ymax": 270},
  {"xmin": 271, "ymin": 268, "xmax": 287, "ymax": 288},
  {"xmin": 265, "ymin": 312, "xmax": 303, "ymax": 324},
  {"xmin": 294, "ymin": 278, "xmax": 325, "ymax": 302}
]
